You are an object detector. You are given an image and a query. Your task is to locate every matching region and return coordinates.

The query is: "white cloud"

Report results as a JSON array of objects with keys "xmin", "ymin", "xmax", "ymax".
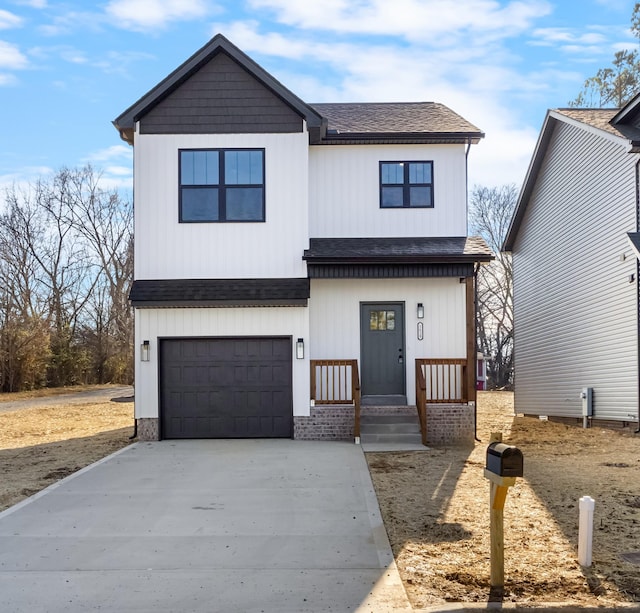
[
  {"xmin": 105, "ymin": 0, "xmax": 213, "ymax": 31},
  {"xmin": 0, "ymin": 40, "xmax": 28, "ymax": 70},
  {"xmin": 0, "ymin": 166, "xmax": 54, "ymax": 193},
  {"xmin": 531, "ymin": 27, "xmax": 607, "ymax": 46},
  {"xmin": 0, "ymin": 73, "xmax": 17, "ymax": 85},
  {"xmin": 11, "ymin": 0, "xmax": 48, "ymax": 7},
  {"xmin": 85, "ymin": 145, "xmax": 132, "ymax": 165},
  {"xmin": 247, "ymin": 0, "xmax": 552, "ymax": 42},
  {"xmin": 0, "ymin": 9, "xmax": 23, "ymax": 29}
]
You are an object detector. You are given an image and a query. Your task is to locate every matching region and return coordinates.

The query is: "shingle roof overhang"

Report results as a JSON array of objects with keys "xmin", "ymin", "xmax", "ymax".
[
  {"xmin": 129, "ymin": 278, "xmax": 310, "ymax": 307},
  {"xmin": 303, "ymin": 237, "xmax": 493, "ymax": 265}
]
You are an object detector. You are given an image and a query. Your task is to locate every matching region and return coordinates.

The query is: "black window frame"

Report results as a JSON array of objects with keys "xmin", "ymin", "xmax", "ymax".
[
  {"xmin": 379, "ymin": 160, "xmax": 434, "ymax": 209},
  {"xmin": 179, "ymin": 148, "xmax": 266, "ymax": 223}
]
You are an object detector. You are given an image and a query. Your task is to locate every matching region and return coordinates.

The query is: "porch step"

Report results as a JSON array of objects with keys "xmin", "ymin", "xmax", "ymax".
[{"xmin": 359, "ymin": 413, "xmax": 424, "ymax": 445}]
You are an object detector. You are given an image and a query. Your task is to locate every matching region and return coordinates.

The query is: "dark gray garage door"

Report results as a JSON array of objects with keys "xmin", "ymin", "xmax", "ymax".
[{"xmin": 160, "ymin": 337, "xmax": 293, "ymax": 439}]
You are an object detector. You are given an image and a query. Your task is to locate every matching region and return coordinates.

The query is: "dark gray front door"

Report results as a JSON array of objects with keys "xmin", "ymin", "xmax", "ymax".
[
  {"xmin": 160, "ymin": 337, "xmax": 292, "ymax": 439},
  {"xmin": 360, "ymin": 303, "xmax": 405, "ymax": 397}
]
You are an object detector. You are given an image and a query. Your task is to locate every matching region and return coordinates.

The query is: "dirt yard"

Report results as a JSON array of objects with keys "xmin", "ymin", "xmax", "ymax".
[
  {"xmin": 0, "ymin": 387, "xmax": 134, "ymax": 511},
  {"xmin": 1, "ymin": 388, "xmax": 639, "ymax": 608},
  {"xmin": 367, "ymin": 392, "xmax": 640, "ymax": 608}
]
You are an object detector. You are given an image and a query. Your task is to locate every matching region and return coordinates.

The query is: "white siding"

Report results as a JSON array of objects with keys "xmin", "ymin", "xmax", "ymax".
[
  {"xmin": 134, "ymin": 131, "xmax": 309, "ymax": 279},
  {"xmin": 309, "ymin": 278, "xmax": 467, "ymax": 404},
  {"xmin": 513, "ymin": 120, "xmax": 639, "ymax": 421},
  {"xmin": 309, "ymin": 144, "xmax": 468, "ymax": 238},
  {"xmin": 135, "ymin": 306, "xmax": 310, "ymax": 419}
]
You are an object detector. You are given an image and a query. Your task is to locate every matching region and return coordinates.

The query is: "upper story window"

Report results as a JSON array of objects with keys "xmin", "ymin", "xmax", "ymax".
[
  {"xmin": 179, "ymin": 149, "xmax": 265, "ymax": 222},
  {"xmin": 380, "ymin": 161, "xmax": 433, "ymax": 208}
]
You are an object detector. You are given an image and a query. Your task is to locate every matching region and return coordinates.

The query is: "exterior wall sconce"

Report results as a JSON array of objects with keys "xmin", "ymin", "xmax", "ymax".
[
  {"xmin": 296, "ymin": 338, "xmax": 304, "ymax": 359},
  {"xmin": 141, "ymin": 340, "xmax": 150, "ymax": 362},
  {"xmin": 417, "ymin": 303, "xmax": 424, "ymax": 319}
]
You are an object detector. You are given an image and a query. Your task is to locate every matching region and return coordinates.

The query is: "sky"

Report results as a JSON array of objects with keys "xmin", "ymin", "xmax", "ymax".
[{"xmin": 1, "ymin": 0, "xmax": 638, "ymax": 196}]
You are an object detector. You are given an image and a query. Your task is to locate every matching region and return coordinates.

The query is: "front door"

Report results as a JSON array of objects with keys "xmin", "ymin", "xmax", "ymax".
[{"xmin": 360, "ymin": 303, "xmax": 405, "ymax": 399}]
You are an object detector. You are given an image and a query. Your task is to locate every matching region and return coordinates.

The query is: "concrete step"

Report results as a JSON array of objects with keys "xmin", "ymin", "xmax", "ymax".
[
  {"xmin": 359, "ymin": 412, "xmax": 423, "ymax": 445},
  {"xmin": 360, "ymin": 421, "xmax": 420, "ymax": 434},
  {"xmin": 360, "ymin": 432, "xmax": 424, "ymax": 445}
]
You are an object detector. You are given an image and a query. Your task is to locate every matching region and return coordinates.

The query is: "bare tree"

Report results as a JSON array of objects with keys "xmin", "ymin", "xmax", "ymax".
[
  {"xmin": 65, "ymin": 166, "xmax": 133, "ymax": 383},
  {"xmin": 0, "ymin": 166, "xmax": 133, "ymax": 391},
  {"xmin": 570, "ymin": 4, "xmax": 640, "ymax": 108},
  {"xmin": 470, "ymin": 184, "xmax": 516, "ymax": 390}
]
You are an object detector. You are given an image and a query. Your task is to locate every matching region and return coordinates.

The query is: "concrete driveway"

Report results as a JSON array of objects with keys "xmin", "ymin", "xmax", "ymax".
[{"xmin": 0, "ymin": 440, "xmax": 412, "ymax": 612}]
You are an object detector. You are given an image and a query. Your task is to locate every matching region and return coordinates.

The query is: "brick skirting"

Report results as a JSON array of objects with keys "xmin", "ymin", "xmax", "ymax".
[
  {"xmin": 294, "ymin": 403, "xmax": 475, "ymax": 445},
  {"xmin": 425, "ymin": 403, "xmax": 475, "ymax": 446},
  {"xmin": 137, "ymin": 404, "xmax": 476, "ymax": 445}
]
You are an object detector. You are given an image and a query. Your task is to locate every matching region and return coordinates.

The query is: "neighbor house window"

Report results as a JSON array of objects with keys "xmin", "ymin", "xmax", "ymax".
[
  {"xmin": 380, "ymin": 161, "xmax": 433, "ymax": 208},
  {"xmin": 179, "ymin": 149, "xmax": 265, "ymax": 222}
]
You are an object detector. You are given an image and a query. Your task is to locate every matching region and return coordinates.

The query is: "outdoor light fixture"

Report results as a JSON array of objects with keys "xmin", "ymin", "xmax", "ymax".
[
  {"xmin": 296, "ymin": 338, "xmax": 304, "ymax": 359},
  {"xmin": 417, "ymin": 303, "xmax": 424, "ymax": 319},
  {"xmin": 141, "ymin": 340, "xmax": 150, "ymax": 362}
]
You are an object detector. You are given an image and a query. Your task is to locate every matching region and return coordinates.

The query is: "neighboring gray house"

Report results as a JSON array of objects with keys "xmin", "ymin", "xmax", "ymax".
[
  {"xmin": 504, "ymin": 95, "xmax": 640, "ymax": 429},
  {"xmin": 113, "ymin": 34, "xmax": 492, "ymax": 444}
]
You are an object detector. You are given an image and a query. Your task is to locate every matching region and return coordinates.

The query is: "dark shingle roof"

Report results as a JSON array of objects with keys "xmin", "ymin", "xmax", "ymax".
[
  {"xmin": 303, "ymin": 237, "xmax": 493, "ymax": 263},
  {"xmin": 129, "ymin": 278, "xmax": 310, "ymax": 307},
  {"xmin": 311, "ymin": 102, "xmax": 483, "ymax": 143}
]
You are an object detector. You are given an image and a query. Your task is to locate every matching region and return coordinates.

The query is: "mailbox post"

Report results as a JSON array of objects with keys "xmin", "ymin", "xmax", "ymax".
[{"xmin": 484, "ymin": 442, "xmax": 524, "ymax": 589}]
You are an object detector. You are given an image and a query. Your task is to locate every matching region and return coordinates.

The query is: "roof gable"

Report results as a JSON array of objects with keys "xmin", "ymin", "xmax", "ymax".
[
  {"xmin": 503, "ymin": 108, "xmax": 636, "ymax": 251},
  {"xmin": 114, "ymin": 34, "xmax": 324, "ymax": 144}
]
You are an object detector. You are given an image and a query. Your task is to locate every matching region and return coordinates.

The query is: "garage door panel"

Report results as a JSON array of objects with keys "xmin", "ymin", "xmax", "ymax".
[{"xmin": 160, "ymin": 337, "xmax": 292, "ymax": 439}]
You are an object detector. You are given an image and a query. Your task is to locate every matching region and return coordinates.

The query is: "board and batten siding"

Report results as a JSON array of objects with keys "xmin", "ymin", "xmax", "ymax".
[
  {"xmin": 134, "ymin": 131, "xmax": 309, "ymax": 280},
  {"xmin": 309, "ymin": 144, "xmax": 468, "ymax": 238},
  {"xmin": 139, "ymin": 52, "xmax": 303, "ymax": 135},
  {"xmin": 512, "ymin": 119, "xmax": 639, "ymax": 422},
  {"xmin": 135, "ymin": 306, "xmax": 310, "ymax": 420},
  {"xmin": 309, "ymin": 278, "xmax": 467, "ymax": 404}
]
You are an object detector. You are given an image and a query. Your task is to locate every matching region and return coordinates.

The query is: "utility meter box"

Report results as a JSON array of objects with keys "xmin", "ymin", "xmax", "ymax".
[
  {"xmin": 486, "ymin": 442, "xmax": 524, "ymax": 478},
  {"xmin": 581, "ymin": 387, "xmax": 593, "ymax": 417}
]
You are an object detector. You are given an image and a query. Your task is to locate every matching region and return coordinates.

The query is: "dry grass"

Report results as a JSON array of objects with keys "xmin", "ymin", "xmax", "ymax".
[
  {"xmin": 0, "ymin": 396, "xmax": 134, "ymax": 511},
  {"xmin": 367, "ymin": 391, "xmax": 640, "ymax": 608}
]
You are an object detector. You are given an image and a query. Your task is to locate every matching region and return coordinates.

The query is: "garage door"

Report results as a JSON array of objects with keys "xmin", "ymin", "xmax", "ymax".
[{"xmin": 160, "ymin": 337, "xmax": 293, "ymax": 439}]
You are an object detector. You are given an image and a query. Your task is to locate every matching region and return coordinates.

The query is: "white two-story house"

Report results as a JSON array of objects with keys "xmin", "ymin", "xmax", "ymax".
[{"xmin": 114, "ymin": 34, "xmax": 491, "ymax": 443}]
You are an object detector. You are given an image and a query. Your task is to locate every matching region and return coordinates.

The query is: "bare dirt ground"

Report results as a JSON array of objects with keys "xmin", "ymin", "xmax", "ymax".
[
  {"xmin": 0, "ymin": 386, "xmax": 134, "ymax": 511},
  {"xmin": 2, "ymin": 388, "xmax": 639, "ymax": 609},
  {"xmin": 367, "ymin": 391, "xmax": 640, "ymax": 609}
]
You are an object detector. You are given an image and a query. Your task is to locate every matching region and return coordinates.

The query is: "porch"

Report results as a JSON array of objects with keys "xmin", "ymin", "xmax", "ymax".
[{"xmin": 294, "ymin": 359, "xmax": 476, "ymax": 446}]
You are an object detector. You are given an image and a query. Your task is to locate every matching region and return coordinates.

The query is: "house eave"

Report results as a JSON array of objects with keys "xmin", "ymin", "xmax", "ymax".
[{"xmin": 317, "ymin": 131, "xmax": 484, "ymax": 145}]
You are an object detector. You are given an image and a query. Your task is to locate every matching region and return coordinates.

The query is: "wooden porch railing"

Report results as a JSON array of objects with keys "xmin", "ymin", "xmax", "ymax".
[
  {"xmin": 415, "ymin": 358, "xmax": 468, "ymax": 446},
  {"xmin": 310, "ymin": 359, "xmax": 361, "ymax": 443}
]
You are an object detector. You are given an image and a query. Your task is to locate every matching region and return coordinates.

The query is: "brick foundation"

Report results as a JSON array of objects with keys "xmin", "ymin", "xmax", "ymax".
[
  {"xmin": 294, "ymin": 403, "xmax": 475, "ymax": 445},
  {"xmin": 137, "ymin": 404, "xmax": 476, "ymax": 445},
  {"xmin": 425, "ymin": 403, "xmax": 475, "ymax": 446},
  {"xmin": 136, "ymin": 418, "xmax": 159, "ymax": 441},
  {"xmin": 294, "ymin": 406, "xmax": 355, "ymax": 440}
]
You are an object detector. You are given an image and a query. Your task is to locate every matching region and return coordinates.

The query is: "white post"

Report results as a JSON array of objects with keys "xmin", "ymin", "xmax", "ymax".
[{"xmin": 578, "ymin": 496, "xmax": 595, "ymax": 567}]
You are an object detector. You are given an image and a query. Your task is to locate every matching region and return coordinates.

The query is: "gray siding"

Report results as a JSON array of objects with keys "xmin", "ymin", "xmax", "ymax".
[
  {"xmin": 140, "ymin": 52, "xmax": 303, "ymax": 134},
  {"xmin": 512, "ymin": 120, "xmax": 639, "ymax": 422}
]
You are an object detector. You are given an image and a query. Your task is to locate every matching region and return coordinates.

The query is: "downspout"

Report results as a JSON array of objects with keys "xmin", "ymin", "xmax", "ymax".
[
  {"xmin": 465, "ymin": 138, "xmax": 472, "ymax": 230},
  {"xmin": 474, "ymin": 262, "xmax": 481, "ymax": 442},
  {"xmin": 466, "ymin": 137, "xmax": 481, "ymax": 441}
]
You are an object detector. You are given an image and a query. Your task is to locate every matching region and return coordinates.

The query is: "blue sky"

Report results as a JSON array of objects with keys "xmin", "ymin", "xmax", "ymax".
[{"xmin": 1, "ymin": 0, "xmax": 638, "ymax": 194}]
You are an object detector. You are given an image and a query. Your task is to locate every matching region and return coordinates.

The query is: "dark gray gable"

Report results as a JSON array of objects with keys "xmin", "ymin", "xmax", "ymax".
[
  {"xmin": 114, "ymin": 34, "xmax": 324, "ymax": 144},
  {"xmin": 140, "ymin": 51, "xmax": 304, "ymax": 135}
]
